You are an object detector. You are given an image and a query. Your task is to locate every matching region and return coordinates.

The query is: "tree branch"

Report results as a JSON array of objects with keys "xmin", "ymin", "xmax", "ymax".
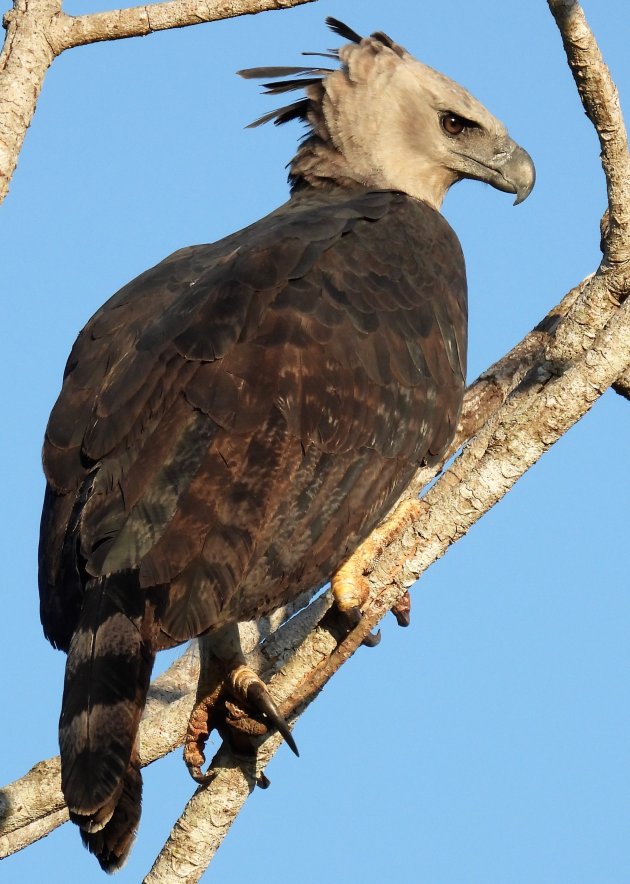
[
  {"xmin": 0, "ymin": 649, "xmax": 198, "ymax": 857},
  {"xmin": 0, "ymin": 593, "xmax": 323, "ymax": 858},
  {"xmin": 48, "ymin": 0, "xmax": 315, "ymax": 50},
  {"xmin": 548, "ymin": 0, "xmax": 630, "ymax": 274},
  {"xmin": 143, "ymin": 280, "xmax": 629, "ymax": 884},
  {"xmin": 0, "ymin": 0, "xmax": 315, "ymax": 204},
  {"xmin": 1, "ymin": 2, "xmax": 628, "ymax": 881},
  {"xmin": 0, "ymin": 0, "xmax": 60, "ymax": 204}
]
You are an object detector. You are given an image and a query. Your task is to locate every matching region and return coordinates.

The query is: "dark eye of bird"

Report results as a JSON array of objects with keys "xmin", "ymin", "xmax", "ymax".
[{"xmin": 442, "ymin": 113, "xmax": 467, "ymax": 135}]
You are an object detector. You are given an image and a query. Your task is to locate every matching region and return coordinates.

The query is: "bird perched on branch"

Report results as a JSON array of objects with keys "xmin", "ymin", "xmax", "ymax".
[{"xmin": 39, "ymin": 17, "xmax": 534, "ymax": 871}]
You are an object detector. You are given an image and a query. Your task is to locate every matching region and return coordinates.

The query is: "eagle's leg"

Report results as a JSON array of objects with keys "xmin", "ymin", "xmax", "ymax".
[
  {"xmin": 332, "ymin": 497, "xmax": 422, "ymax": 639},
  {"xmin": 184, "ymin": 624, "xmax": 297, "ymax": 783}
]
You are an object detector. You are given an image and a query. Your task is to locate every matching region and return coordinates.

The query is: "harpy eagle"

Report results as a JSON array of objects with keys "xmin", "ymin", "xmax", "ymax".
[{"xmin": 39, "ymin": 18, "xmax": 535, "ymax": 870}]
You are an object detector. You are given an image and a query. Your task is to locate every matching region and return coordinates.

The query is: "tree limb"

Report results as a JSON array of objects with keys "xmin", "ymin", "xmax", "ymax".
[
  {"xmin": 143, "ymin": 282, "xmax": 629, "ymax": 884},
  {"xmin": 0, "ymin": 592, "xmax": 323, "ymax": 858},
  {"xmin": 47, "ymin": 0, "xmax": 316, "ymax": 50},
  {"xmin": 0, "ymin": 649, "xmax": 198, "ymax": 858},
  {"xmin": 0, "ymin": 0, "xmax": 60, "ymax": 204},
  {"xmin": 1, "ymin": 2, "xmax": 628, "ymax": 881},
  {"xmin": 547, "ymin": 0, "xmax": 630, "ymax": 273},
  {"xmin": 0, "ymin": 0, "xmax": 315, "ymax": 204}
]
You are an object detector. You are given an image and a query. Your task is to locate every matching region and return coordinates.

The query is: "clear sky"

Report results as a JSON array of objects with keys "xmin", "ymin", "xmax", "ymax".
[{"xmin": 2, "ymin": 1, "xmax": 628, "ymax": 882}]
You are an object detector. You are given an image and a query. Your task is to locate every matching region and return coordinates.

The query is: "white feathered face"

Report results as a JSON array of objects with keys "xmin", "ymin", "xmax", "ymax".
[
  {"xmin": 322, "ymin": 35, "xmax": 535, "ymax": 208},
  {"xmin": 241, "ymin": 20, "xmax": 534, "ymax": 208}
]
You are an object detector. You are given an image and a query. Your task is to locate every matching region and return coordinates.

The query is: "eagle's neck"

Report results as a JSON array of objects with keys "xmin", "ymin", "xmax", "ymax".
[
  {"xmin": 288, "ymin": 134, "xmax": 450, "ymax": 209},
  {"xmin": 289, "ymin": 136, "xmax": 370, "ymax": 194}
]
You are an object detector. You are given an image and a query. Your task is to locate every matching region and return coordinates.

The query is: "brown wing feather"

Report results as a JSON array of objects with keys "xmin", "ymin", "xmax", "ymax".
[
  {"xmin": 40, "ymin": 188, "xmax": 465, "ymax": 649},
  {"xmin": 39, "ymin": 187, "xmax": 466, "ymax": 862}
]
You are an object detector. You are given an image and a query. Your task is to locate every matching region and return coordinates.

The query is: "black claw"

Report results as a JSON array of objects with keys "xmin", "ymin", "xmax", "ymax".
[
  {"xmin": 247, "ymin": 682, "xmax": 300, "ymax": 757},
  {"xmin": 362, "ymin": 628, "xmax": 381, "ymax": 648},
  {"xmin": 344, "ymin": 606, "xmax": 362, "ymax": 629},
  {"xmin": 392, "ymin": 608, "xmax": 410, "ymax": 628},
  {"xmin": 391, "ymin": 591, "xmax": 412, "ymax": 627},
  {"xmin": 342, "ymin": 606, "xmax": 381, "ymax": 648},
  {"xmin": 257, "ymin": 772, "xmax": 271, "ymax": 789}
]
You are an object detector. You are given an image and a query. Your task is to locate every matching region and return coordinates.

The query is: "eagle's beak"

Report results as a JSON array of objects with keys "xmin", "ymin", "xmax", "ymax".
[
  {"xmin": 456, "ymin": 139, "xmax": 536, "ymax": 205},
  {"xmin": 492, "ymin": 143, "xmax": 536, "ymax": 205}
]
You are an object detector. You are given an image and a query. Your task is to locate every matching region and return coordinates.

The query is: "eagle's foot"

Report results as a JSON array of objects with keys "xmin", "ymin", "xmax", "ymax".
[
  {"xmin": 184, "ymin": 686, "xmax": 222, "ymax": 784},
  {"xmin": 338, "ymin": 602, "xmax": 382, "ymax": 647},
  {"xmin": 331, "ymin": 560, "xmax": 381, "ymax": 646},
  {"xmin": 185, "ymin": 628, "xmax": 298, "ymax": 783},
  {"xmin": 226, "ymin": 664, "xmax": 299, "ymax": 757},
  {"xmin": 332, "ymin": 498, "xmax": 422, "ymax": 639}
]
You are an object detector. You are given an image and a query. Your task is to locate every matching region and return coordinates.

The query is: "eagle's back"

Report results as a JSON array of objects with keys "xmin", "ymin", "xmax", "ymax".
[{"xmin": 40, "ymin": 187, "xmax": 466, "ymax": 647}]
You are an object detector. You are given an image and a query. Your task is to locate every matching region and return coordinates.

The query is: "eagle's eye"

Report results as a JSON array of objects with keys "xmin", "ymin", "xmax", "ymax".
[{"xmin": 441, "ymin": 113, "xmax": 467, "ymax": 136}]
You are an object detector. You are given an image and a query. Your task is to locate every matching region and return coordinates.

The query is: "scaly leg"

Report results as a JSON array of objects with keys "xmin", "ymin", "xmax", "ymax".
[
  {"xmin": 332, "ymin": 497, "xmax": 422, "ymax": 640},
  {"xmin": 184, "ymin": 622, "xmax": 297, "ymax": 783}
]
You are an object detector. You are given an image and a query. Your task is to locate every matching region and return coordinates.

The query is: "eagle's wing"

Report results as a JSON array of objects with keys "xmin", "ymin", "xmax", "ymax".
[{"xmin": 40, "ymin": 189, "xmax": 466, "ymax": 649}]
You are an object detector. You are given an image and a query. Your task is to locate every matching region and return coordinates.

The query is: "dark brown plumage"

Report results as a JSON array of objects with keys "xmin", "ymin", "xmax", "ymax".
[{"xmin": 39, "ymin": 19, "xmax": 534, "ymax": 870}]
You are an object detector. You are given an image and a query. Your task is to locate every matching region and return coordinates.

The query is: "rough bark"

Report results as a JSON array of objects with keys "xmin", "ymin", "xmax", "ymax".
[
  {"xmin": 0, "ymin": 0, "xmax": 58, "ymax": 203},
  {"xmin": 547, "ymin": 0, "xmax": 629, "ymax": 273}
]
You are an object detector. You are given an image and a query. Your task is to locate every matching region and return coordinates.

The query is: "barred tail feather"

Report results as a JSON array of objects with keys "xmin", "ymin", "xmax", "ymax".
[
  {"xmin": 59, "ymin": 573, "xmax": 154, "ymax": 869},
  {"xmin": 76, "ymin": 748, "xmax": 143, "ymax": 872}
]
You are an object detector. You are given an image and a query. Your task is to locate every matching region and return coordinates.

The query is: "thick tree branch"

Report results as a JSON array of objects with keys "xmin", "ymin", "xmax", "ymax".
[
  {"xmin": 0, "ymin": 594, "xmax": 322, "ymax": 858},
  {"xmin": 407, "ymin": 278, "xmax": 589, "ymax": 499},
  {"xmin": 0, "ymin": 0, "xmax": 60, "ymax": 204},
  {"xmin": 0, "ymin": 0, "xmax": 314, "ymax": 203},
  {"xmin": 48, "ymin": 0, "xmax": 314, "ymax": 49},
  {"xmin": 0, "ymin": 649, "xmax": 198, "ymax": 857},
  {"xmin": 1, "ymin": 2, "xmax": 628, "ymax": 881}
]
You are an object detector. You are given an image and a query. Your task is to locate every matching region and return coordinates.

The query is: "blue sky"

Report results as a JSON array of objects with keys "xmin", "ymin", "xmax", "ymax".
[{"xmin": 2, "ymin": 1, "xmax": 628, "ymax": 881}]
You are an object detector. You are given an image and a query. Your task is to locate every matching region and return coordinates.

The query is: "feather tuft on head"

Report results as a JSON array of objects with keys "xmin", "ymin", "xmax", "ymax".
[
  {"xmin": 238, "ymin": 17, "xmax": 534, "ymax": 207},
  {"xmin": 237, "ymin": 18, "xmax": 374, "ymax": 129}
]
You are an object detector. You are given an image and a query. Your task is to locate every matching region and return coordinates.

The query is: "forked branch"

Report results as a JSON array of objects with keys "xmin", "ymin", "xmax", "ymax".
[{"xmin": 0, "ymin": 3, "xmax": 627, "ymax": 883}]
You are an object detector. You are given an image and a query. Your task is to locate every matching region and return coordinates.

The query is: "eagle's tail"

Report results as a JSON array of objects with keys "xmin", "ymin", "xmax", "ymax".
[{"xmin": 59, "ymin": 573, "xmax": 155, "ymax": 871}]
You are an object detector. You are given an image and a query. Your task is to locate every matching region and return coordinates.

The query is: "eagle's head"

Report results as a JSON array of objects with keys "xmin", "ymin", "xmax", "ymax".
[{"xmin": 240, "ymin": 17, "xmax": 535, "ymax": 210}]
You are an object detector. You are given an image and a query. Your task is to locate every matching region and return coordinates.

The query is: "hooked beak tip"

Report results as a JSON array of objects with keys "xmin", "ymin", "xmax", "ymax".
[{"xmin": 509, "ymin": 146, "xmax": 536, "ymax": 206}]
